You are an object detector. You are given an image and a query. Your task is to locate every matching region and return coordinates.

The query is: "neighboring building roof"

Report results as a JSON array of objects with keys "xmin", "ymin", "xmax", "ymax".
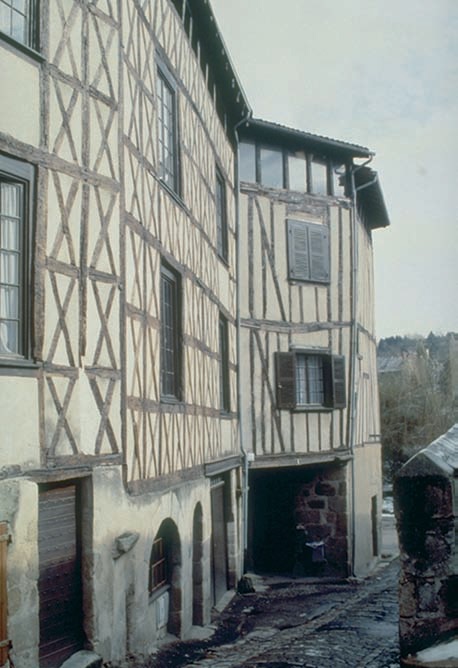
[
  {"xmin": 377, "ymin": 356, "xmax": 405, "ymax": 374},
  {"xmin": 398, "ymin": 423, "xmax": 458, "ymax": 477},
  {"xmin": 240, "ymin": 117, "xmax": 373, "ymax": 159}
]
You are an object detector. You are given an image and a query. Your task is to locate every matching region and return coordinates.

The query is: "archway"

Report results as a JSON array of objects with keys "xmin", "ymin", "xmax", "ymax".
[{"xmin": 149, "ymin": 518, "xmax": 181, "ymax": 636}]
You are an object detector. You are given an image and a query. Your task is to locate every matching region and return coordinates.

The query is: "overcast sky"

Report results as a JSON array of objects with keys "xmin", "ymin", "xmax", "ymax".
[{"xmin": 211, "ymin": 0, "xmax": 458, "ymax": 339}]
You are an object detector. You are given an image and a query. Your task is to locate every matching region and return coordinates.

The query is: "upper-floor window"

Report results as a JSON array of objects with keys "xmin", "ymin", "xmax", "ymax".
[
  {"xmin": 239, "ymin": 140, "xmax": 348, "ymax": 197},
  {"xmin": 157, "ymin": 68, "xmax": 179, "ymax": 194},
  {"xmin": 275, "ymin": 351, "xmax": 346, "ymax": 410},
  {"xmin": 0, "ymin": 0, "xmax": 38, "ymax": 49},
  {"xmin": 287, "ymin": 219, "xmax": 329, "ymax": 284},
  {"xmin": 219, "ymin": 313, "xmax": 230, "ymax": 413},
  {"xmin": 0, "ymin": 154, "xmax": 34, "ymax": 362},
  {"xmin": 160, "ymin": 263, "xmax": 181, "ymax": 400},
  {"xmin": 215, "ymin": 167, "xmax": 228, "ymax": 261},
  {"xmin": 259, "ymin": 146, "xmax": 283, "ymax": 189}
]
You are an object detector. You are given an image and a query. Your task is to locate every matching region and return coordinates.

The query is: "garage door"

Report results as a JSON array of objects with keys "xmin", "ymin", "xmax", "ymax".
[{"xmin": 38, "ymin": 483, "xmax": 84, "ymax": 667}]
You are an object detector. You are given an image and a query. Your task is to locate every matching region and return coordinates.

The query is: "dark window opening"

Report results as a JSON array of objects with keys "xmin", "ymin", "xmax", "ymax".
[
  {"xmin": 275, "ymin": 351, "xmax": 346, "ymax": 410},
  {"xmin": 160, "ymin": 264, "xmax": 181, "ymax": 400},
  {"xmin": 216, "ymin": 167, "xmax": 228, "ymax": 261},
  {"xmin": 219, "ymin": 314, "xmax": 230, "ymax": 413}
]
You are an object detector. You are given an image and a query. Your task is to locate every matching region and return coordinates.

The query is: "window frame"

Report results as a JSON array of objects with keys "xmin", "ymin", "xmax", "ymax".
[
  {"xmin": 149, "ymin": 536, "xmax": 168, "ymax": 595},
  {"xmin": 275, "ymin": 350, "xmax": 346, "ymax": 411},
  {"xmin": 219, "ymin": 313, "xmax": 230, "ymax": 414},
  {"xmin": 156, "ymin": 65, "xmax": 180, "ymax": 196},
  {"xmin": 287, "ymin": 218, "xmax": 330, "ymax": 284},
  {"xmin": 160, "ymin": 262, "xmax": 182, "ymax": 401},
  {"xmin": 0, "ymin": 153, "xmax": 34, "ymax": 365},
  {"xmin": 0, "ymin": 0, "xmax": 40, "ymax": 54},
  {"xmin": 215, "ymin": 166, "xmax": 228, "ymax": 262}
]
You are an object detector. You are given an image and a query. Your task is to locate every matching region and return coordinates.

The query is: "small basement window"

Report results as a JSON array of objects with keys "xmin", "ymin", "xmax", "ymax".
[{"xmin": 275, "ymin": 351, "xmax": 346, "ymax": 410}]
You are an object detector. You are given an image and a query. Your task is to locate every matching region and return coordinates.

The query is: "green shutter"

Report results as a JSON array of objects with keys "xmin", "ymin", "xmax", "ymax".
[
  {"xmin": 275, "ymin": 352, "xmax": 297, "ymax": 409},
  {"xmin": 288, "ymin": 220, "xmax": 310, "ymax": 280},
  {"xmin": 309, "ymin": 225, "xmax": 329, "ymax": 282},
  {"xmin": 287, "ymin": 219, "xmax": 329, "ymax": 283}
]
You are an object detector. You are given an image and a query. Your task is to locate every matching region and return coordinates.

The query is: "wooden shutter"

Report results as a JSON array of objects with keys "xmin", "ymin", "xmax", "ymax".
[
  {"xmin": 275, "ymin": 352, "xmax": 297, "ymax": 409},
  {"xmin": 287, "ymin": 219, "xmax": 329, "ymax": 283},
  {"xmin": 309, "ymin": 225, "xmax": 329, "ymax": 282},
  {"xmin": 287, "ymin": 220, "xmax": 310, "ymax": 280},
  {"xmin": 0, "ymin": 523, "xmax": 9, "ymax": 666},
  {"xmin": 331, "ymin": 355, "xmax": 346, "ymax": 408}
]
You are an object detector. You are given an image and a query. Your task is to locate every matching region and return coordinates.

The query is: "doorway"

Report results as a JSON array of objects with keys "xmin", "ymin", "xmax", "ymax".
[{"xmin": 38, "ymin": 482, "xmax": 85, "ymax": 667}]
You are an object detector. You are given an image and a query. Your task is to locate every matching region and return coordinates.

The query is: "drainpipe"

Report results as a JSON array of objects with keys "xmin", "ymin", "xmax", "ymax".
[
  {"xmin": 233, "ymin": 108, "xmax": 252, "ymax": 573},
  {"xmin": 348, "ymin": 156, "xmax": 376, "ymax": 575}
]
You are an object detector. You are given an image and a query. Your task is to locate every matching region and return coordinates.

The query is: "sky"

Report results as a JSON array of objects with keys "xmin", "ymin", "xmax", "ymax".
[{"xmin": 211, "ymin": 0, "xmax": 458, "ymax": 339}]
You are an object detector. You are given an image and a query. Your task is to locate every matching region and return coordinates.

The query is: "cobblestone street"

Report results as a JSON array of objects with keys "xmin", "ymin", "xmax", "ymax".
[{"xmin": 107, "ymin": 555, "xmax": 400, "ymax": 668}]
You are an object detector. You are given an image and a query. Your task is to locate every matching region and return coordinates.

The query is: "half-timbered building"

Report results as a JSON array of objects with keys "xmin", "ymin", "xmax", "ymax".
[
  {"xmin": 0, "ymin": 1, "xmax": 250, "ymax": 666},
  {"xmin": 238, "ymin": 119, "xmax": 390, "ymax": 578}
]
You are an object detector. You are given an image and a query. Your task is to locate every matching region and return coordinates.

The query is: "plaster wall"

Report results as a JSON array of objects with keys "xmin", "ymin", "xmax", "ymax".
[
  {"xmin": 0, "ymin": 479, "xmax": 39, "ymax": 668},
  {"xmin": 352, "ymin": 443, "xmax": 382, "ymax": 576},
  {"xmin": 0, "ymin": 45, "xmax": 40, "ymax": 147},
  {"xmin": 0, "ymin": 377, "xmax": 40, "ymax": 470}
]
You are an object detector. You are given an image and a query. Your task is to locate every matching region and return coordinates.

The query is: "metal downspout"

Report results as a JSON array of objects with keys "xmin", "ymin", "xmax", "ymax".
[
  {"xmin": 233, "ymin": 110, "xmax": 252, "ymax": 572},
  {"xmin": 348, "ymin": 156, "xmax": 375, "ymax": 575}
]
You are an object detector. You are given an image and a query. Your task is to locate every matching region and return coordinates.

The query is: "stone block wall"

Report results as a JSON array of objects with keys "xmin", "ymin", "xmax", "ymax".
[
  {"xmin": 394, "ymin": 424, "xmax": 458, "ymax": 659},
  {"xmin": 294, "ymin": 465, "xmax": 349, "ymax": 576}
]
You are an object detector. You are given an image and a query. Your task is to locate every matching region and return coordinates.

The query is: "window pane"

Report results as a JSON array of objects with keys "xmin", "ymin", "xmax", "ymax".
[
  {"xmin": 161, "ymin": 268, "xmax": 180, "ymax": 397},
  {"xmin": 307, "ymin": 356, "xmax": 324, "ymax": 404},
  {"xmin": 0, "ymin": 251, "xmax": 19, "ymax": 284},
  {"xmin": 0, "ymin": 285, "xmax": 19, "ymax": 318},
  {"xmin": 11, "ymin": 7, "xmax": 25, "ymax": 42},
  {"xmin": 0, "ymin": 0, "xmax": 30, "ymax": 45},
  {"xmin": 260, "ymin": 147, "xmax": 283, "ymax": 188},
  {"xmin": 1, "ymin": 217, "xmax": 20, "ymax": 250},
  {"xmin": 157, "ymin": 71, "xmax": 177, "ymax": 192},
  {"xmin": 296, "ymin": 354, "xmax": 307, "ymax": 405},
  {"xmin": 311, "ymin": 159, "xmax": 328, "ymax": 195},
  {"xmin": 288, "ymin": 152, "xmax": 307, "ymax": 191},
  {"xmin": 1, "ymin": 182, "xmax": 21, "ymax": 217},
  {"xmin": 0, "ymin": 320, "xmax": 18, "ymax": 354},
  {"xmin": 216, "ymin": 170, "xmax": 227, "ymax": 259},
  {"xmin": 239, "ymin": 142, "xmax": 255, "ymax": 182},
  {"xmin": 296, "ymin": 354, "xmax": 324, "ymax": 405}
]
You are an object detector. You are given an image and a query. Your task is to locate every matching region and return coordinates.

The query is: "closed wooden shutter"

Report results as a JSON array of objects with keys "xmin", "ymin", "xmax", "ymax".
[
  {"xmin": 287, "ymin": 219, "xmax": 329, "ymax": 283},
  {"xmin": 275, "ymin": 352, "xmax": 297, "ymax": 409},
  {"xmin": 0, "ymin": 523, "xmax": 9, "ymax": 666},
  {"xmin": 39, "ymin": 484, "xmax": 84, "ymax": 668},
  {"xmin": 332, "ymin": 355, "xmax": 346, "ymax": 408}
]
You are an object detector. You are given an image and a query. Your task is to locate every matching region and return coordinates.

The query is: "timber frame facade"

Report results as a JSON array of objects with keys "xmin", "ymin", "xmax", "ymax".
[{"xmin": 0, "ymin": 1, "xmax": 389, "ymax": 667}]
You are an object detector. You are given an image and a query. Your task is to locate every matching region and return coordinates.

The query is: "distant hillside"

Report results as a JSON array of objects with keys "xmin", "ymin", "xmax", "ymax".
[{"xmin": 377, "ymin": 332, "xmax": 458, "ymax": 362}]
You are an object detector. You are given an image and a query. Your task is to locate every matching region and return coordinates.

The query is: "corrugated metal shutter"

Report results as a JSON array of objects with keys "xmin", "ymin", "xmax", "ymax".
[
  {"xmin": 38, "ymin": 484, "xmax": 84, "ymax": 668},
  {"xmin": 0, "ymin": 522, "xmax": 9, "ymax": 667}
]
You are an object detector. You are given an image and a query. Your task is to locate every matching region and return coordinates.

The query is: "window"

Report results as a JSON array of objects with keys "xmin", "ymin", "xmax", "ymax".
[
  {"xmin": 157, "ymin": 68, "xmax": 179, "ymax": 193},
  {"xmin": 0, "ymin": 0, "xmax": 37, "ymax": 49},
  {"xmin": 149, "ymin": 537, "xmax": 167, "ymax": 594},
  {"xmin": 332, "ymin": 163, "xmax": 347, "ymax": 197},
  {"xmin": 310, "ymin": 158, "xmax": 328, "ymax": 195},
  {"xmin": 160, "ymin": 264, "xmax": 181, "ymax": 399},
  {"xmin": 287, "ymin": 219, "xmax": 329, "ymax": 283},
  {"xmin": 0, "ymin": 154, "xmax": 34, "ymax": 361},
  {"xmin": 219, "ymin": 314, "xmax": 230, "ymax": 413},
  {"xmin": 239, "ymin": 142, "xmax": 256, "ymax": 183},
  {"xmin": 259, "ymin": 146, "xmax": 283, "ymax": 188},
  {"xmin": 287, "ymin": 151, "xmax": 307, "ymax": 192},
  {"xmin": 275, "ymin": 351, "xmax": 346, "ymax": 410},
  {"xmin": 215, "ymin": 168, "xmax": 228, "ymax": 261}
]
